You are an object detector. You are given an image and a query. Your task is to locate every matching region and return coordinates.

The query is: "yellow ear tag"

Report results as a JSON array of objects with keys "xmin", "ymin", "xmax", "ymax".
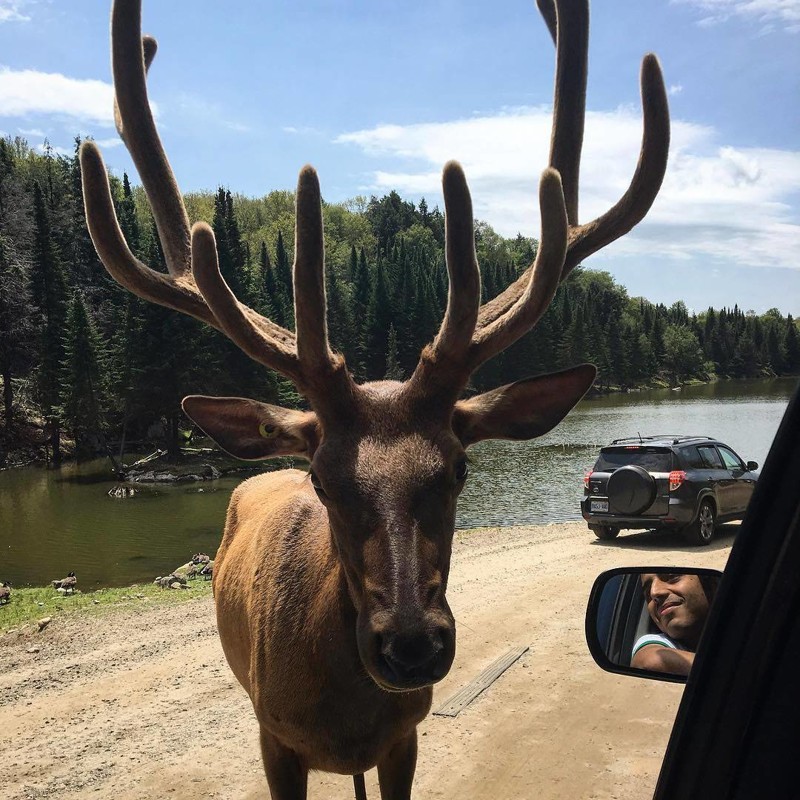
[{"xmin": 258, "ymin": 422, "xmax": 277, "ymax": 440}]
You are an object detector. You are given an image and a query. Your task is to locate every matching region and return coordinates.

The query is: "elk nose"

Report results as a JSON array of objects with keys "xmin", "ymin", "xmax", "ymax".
[{"xmin": 379, "ymin": 629, "xmax": 447, "ymax": 686}]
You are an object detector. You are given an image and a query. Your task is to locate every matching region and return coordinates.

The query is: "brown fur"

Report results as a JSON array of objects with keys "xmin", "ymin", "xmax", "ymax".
[{"xmin": 214, "ymin": 470, "xmax": 430, "ymax": 776}]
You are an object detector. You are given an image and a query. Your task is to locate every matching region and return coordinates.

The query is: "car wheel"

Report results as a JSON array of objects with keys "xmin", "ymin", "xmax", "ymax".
[
  {"xmin": 684, "ymin": 500, "xmax": 716, "ymax": 546},
  {"xmin": 591, "ymin": 525, "xmax": 620, "ymax": 541}
]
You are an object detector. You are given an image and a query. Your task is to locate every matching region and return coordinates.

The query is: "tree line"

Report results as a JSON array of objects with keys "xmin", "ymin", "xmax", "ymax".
[{"xmin": 1, "ymin": 135, "xmax": 798, "ymax": 465}]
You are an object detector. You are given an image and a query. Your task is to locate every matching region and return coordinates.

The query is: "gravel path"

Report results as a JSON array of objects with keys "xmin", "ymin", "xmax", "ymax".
[{"xmin": 0, "ymin": 522, "xmax": 735, "ymax": 799}]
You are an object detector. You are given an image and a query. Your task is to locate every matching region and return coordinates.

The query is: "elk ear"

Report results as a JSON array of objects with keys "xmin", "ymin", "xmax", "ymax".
[
  {"xmin": 452, "ymin": 364, "xmax": 596, "ymax": 447},
  {"xmin": 182, "ymin": 396, "xmax": 320, "ymax": 461}
]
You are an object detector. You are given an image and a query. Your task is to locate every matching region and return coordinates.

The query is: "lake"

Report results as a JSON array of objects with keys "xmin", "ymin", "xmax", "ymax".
[{"xmin": 1, "ymin": 378, "xmax": 796, "ymax": 588}]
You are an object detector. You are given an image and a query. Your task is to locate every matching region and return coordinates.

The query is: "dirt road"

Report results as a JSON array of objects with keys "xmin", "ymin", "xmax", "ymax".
[{"xmin": 0, "ymin": 522, "xmax": 734, "ymax": 799}]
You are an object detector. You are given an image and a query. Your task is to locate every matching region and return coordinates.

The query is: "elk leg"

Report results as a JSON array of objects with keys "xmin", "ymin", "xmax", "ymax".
[
  {"xmin": 377, "ymin": 731, "xmax": 417, "ymax": 800},
  {"xmin": 259, "ymin": 727, "xmax": 308, "ymax": 800}
]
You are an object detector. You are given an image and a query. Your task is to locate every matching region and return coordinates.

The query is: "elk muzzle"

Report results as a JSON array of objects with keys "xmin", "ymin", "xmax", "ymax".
[{"xmin": 357, "ymin": 599, "xmax": 456, "ymax": 691}]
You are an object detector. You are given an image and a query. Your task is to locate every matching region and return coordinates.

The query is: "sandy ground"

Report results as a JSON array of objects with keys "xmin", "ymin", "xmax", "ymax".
[{"xmin": 0, "ymin": 522, "xmax": 735, "ymax": 800}]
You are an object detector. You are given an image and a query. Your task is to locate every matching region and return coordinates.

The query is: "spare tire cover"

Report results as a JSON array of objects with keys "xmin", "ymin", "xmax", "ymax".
[{"xmin": 607, "ymin": 465, "xmax": 657, "ymax": 515}]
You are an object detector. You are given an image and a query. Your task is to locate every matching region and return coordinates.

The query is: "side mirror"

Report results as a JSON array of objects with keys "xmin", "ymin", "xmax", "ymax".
[
  {"xmin": 585, "ymin": 567, "xmax": 723, "ymax": 684},
  {"xmin": 747, "ymin": 460, "xmax": 758, "ymax": 471}
]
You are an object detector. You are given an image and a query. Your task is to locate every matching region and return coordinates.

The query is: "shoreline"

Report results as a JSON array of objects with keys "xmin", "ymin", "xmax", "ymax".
[
  {"xmin": 0, "ymin": 521, "xmax": 735, "ymax": 799},
  {"xmin": 5, "ymin": 375, "xmax": 793, "ymax": 472}
]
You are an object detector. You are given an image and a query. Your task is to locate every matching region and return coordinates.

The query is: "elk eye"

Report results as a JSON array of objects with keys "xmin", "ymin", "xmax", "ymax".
[
  {"xmin": 309, "ymin": 470, "xmax": 328, "ymax": 499},
  {"xmin": 455, "ymin": 459, "xmax": 469, "ymax": 482}
]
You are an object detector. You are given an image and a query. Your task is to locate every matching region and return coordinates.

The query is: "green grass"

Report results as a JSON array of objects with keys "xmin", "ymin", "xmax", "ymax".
[{"xmin": 0, "ymin": 580, "xmax": 213, "ymax": 634}]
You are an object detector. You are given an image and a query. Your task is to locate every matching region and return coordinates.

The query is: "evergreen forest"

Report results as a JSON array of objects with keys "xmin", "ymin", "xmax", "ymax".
[{"xmin": 1, "ymin": 136, "xmax": 798, "ymax": 466}]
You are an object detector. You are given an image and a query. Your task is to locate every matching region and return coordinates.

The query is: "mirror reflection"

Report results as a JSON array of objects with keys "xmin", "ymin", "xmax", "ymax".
[{"xmin": 590, "ymin": 568, "xmax": 722, "ymax": 679}]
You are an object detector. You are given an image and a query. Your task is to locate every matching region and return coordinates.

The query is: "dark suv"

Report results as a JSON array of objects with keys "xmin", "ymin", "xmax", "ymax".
[{"xmin": 581, "ymin": 436, "xmax": 759, "ymax": 545}]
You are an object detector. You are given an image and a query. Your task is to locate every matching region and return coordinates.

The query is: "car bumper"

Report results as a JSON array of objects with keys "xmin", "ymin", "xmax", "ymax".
[{"xmin": 580, "ymin": 496, "xmax": 697, "ymax": 531}]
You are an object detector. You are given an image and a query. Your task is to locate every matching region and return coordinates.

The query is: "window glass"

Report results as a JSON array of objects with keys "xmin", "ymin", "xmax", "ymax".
[
  {"xmin": 718, "ymin": 446, "xmax": 744, "ymax": 471},
  {"xmin": 698, "ymin": 445, "xmax": 724, "ymax": 469},
  {"xmin": 683, "ymin": 446, "xmax": 707, "ymax": 470},
  {"xmin": 595, "ymin": 448, "xmax": 673, "ymax": 472}
]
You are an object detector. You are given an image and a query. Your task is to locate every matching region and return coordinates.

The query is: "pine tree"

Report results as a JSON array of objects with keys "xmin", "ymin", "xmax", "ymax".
[
  {"xmin": 65, "ymin": 137, "xmax": 105, "ymax": 293},
  {"xmin": 784, "ymin": 316, "xmax": 800, "ymax": 374},
  {"xmin": 348, "ymin": 245, "xmax": 358, "ymax": 282},
  {"xmin": 364, "ymin": 259, "xmax": 393, "ymax": 380},
  {"xmin": 213, "ymin": 187, "xmax": 244, "ymax": 299},
  {"xmin": 0, "ymin": 234, "xmax": 34, "ymax": 425},
  {"xmin": 325, "ymin": 264, "xmax": 354, "ymax": 362},
  {"xmin": 256, "ymin": 240, "xmax": 280, "ymax": 320},
  {"xmin": 351, "ymin": 248, "xmax": 372, "ymax": 378},
  {"xmin": 60, "ymin": 291, "xmax": 108, "ymax": 458},
  {"xmin": 275, "ymin": 230, "xmax": 294, "ymax": 328},
  {"xmin": 117, "ymin": 173, "xmax": 141, "ymax": 255},
  {"xmin": 30, "ymin": 181, "xmax": 69, "ymax": 462},
  {"xmin": 384, "ymin": 325, "xmax": 403, "ymax": 380}
]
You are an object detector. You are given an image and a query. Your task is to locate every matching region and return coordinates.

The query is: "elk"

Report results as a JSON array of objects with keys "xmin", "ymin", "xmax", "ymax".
[{"xmin": 80, "ymin": 0, "xmax": 669, "ymax": 797}]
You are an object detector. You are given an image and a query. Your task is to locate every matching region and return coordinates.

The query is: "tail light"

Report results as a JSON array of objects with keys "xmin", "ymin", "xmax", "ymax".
[
  {"xmin": 669, "ymin": 470, "xmax": 687, "ymax": 491},
  {"xmin": 584, "ymin": 469, "xmax": 593, "ymax": 490}
]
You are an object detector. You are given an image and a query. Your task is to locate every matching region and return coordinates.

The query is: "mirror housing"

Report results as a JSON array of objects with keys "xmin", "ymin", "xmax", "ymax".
[
  {"xmin": 585, "ymin": 567, "xmax": 724, "ymax": 684},
  {"xmin": 747, "ymin": 460, "xmax": 759, "ymax": 471}
]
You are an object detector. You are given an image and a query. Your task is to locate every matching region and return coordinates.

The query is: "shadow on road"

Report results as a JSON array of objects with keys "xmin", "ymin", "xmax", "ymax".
[{"xmin": 590, "ymin": 522, "xmax": 740, "ymax": 555}]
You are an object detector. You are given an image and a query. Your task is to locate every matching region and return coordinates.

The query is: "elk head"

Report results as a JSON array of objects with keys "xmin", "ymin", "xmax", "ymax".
[{"xmin": 80, "ymin": 0, "xmax": 669, "ymax": 691}]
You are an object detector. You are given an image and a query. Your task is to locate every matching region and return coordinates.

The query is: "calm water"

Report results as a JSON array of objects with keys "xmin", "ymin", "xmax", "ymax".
[{"xmin": 1, "ymin": 378, "xmax": 796, "ymax": 588}]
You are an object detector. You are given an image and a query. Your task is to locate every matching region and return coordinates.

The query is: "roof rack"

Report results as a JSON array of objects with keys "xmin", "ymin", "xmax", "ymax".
[{"xmin": 610, "ymin": 435, "xmax": 716, "ymax": 446}]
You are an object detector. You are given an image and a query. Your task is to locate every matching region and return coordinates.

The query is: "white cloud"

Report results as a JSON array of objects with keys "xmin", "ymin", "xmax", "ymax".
[
  {"xmin": 0, "ymin": 67, "xmax": 116, "ymax": 125},
  {"xmin": 672, "ymin": 0, "xmax": 800, "ymax": 32},
  {"xmin": 668, "ymin": 84, "xmax": 684, "ymax": 96},
  {"xmin": 0, "ymin": 1, "xmax": 34, "ymax": 23},
  {"xmin": 18, "ymin": 126, "xmax": 45, "ymax": 137},
  {"xmin": 94, "ymin": 137, "xmax": 124, "ymax": 149},
  {"xmin": 336, "ymin": 107, "xmax": 800, "ymax": 270}
]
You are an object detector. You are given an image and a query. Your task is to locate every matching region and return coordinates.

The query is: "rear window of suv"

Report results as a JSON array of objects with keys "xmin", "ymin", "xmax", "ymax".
[{"xmin": 594, "ymin": 446, "xmax": 673, "ymax": 472}]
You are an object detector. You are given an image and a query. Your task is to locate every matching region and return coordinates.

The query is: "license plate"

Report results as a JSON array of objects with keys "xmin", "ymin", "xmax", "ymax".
[{"xmin": 590, "ymin": 500, "xmax": 609, "ymax": 513}]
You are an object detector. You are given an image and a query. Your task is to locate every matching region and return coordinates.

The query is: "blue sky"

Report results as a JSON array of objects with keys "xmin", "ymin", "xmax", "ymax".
[{"xmin": 1, "ymin": 0, "xmax": 798, "ymax": 315}]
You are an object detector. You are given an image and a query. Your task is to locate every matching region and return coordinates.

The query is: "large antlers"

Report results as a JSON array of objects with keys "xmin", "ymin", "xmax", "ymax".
[
  {"xmin": 80, "ymin": 0, "xmax": 346, "ymax": 399},
  {"xmin": 82, "ymin": 0, "xmax": 668, "ymax": 412},
  {"xmin": 410, "ymin": 0, "xmax": 669, "ymax": 398}
]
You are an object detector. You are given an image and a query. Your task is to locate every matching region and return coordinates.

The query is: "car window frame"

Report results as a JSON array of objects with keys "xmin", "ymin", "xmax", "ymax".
[
  {"xmin": 697, "ymin": 444, "xmax": 724, "ymax": 469},
  {"xmin": 717, "ymin": 445, "xmax": 745, "ymax": 472}
]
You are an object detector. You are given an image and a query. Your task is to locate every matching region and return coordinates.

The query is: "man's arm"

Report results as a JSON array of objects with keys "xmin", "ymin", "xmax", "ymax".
[{"xmin": 631, "ymin": 644, "xmax": 695, "ymax": 676}]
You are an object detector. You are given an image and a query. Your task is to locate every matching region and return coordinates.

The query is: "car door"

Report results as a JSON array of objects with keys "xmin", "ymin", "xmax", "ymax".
[
  {"xmin": 652, "ymin": 384, "xmax": 800, "ymax": 799},
  {"xmin": 716, "ymin": 445, "xmax": 754, "ymax": 515},
  {"xmin": 696, "ymin": 444, "xmax": 732, "ymax": 516}
]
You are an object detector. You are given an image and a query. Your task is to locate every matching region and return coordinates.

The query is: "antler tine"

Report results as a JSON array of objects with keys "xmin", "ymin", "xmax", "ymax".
[
  {"xmin": 293, "ymin": 166, "xmax": 338, "ymax": 376},
  {"xmin": 408, "ymin": 161, "xmax": 481, "ymax": 395},
  {"xmin": 113, "ymin": 34, "xmax": 156, "ymax": 145},
  {"xmin": 469, "ymin": 168, "xmax": 567, "ymax": 368},
  {"xmin": 564, "ymin": 53, "xmax": 669, "ymax": 274},
  {"xmin": 407, "ymin": 166, "xmax": 565, "ymax": 403},
  {"xmin": 435, "ymin": 162, "xmax": 481, "ymax": 361},
  {"xmin": 544, "ymin": 0, "xmax": 588, "ymax": 226},
  {"xmin": 190, "ymin": 224, "xmax": 301, "ymax": 380},
  {"xmin": 80, "ymin": 141, "xmax": 218, "ymax": 329},
  {"xmin": 112, "ymin": 0, "xmax": 189, "ymax": 276},
  {"xmin": 475, "ymin": 0, "xmax": 669, "ymax": 331}
]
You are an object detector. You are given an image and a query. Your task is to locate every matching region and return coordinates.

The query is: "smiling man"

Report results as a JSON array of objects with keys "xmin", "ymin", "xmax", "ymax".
[{"xmin": 631, "ymin": 573, "xmax": 717, "ymax": 677}]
